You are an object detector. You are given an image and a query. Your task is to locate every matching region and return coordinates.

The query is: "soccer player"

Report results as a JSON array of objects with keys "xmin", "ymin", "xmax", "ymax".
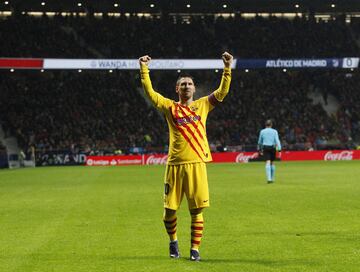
[
  {"xmin": 257, "ymin": 119, "xmax": 282, "ymax": 183},
  {"xmin": 139, "ymin": 52, "xmax": 233, "ymax": 261}
]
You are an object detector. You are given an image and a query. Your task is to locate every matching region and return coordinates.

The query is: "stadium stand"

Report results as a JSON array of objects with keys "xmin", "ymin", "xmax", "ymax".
[
  {"xmin": 0, "ymin": 70, "xmax": 168, "ymax": 155},
  {"xmin": 0, "ymin": 14, "xmax": 358, "ymax": 58},
  {"xmin": 1, "ymin": 13, "xmax": 360, "ymax": 158}
]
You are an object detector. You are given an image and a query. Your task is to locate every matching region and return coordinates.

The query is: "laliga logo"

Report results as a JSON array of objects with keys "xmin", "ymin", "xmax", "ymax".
[
  {"xmin": 236, "ymin": 152, "xmax": 258, "ymax": 163},
  {"xmin": 146, "ymin": 155, "xmax": 168, "ymax": 165},
  {"xmin": 87, "ymin": 159, "xmax": 93, "ymax": 166},
  {"xmin": 324, "ymin": 151, "xmax": 353, "ymax": 161}
]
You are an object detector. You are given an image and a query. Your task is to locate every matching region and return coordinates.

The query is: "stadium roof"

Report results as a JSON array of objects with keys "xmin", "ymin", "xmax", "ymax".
[{"xmin": 2, "ymin": 0, "xmax": 360, "ymax": 14}]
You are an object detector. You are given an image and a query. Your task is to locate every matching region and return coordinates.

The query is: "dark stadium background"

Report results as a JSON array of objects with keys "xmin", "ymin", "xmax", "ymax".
[
  {"xmin": 1, "ymin": 0, "xmax": 360, "ymax": 167},
  {"xmin": 1, "ymin": 2, "xmax": 360, "ymax": 272}
]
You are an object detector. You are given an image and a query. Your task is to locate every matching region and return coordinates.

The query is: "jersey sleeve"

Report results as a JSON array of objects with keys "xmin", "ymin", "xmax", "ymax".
[
  {"xmin": 198, "ymin": 96, "xmax": 214, "ymax": 113},
  {"xmin": 140, "ymin": 64, "xmax": 172, "ymax": 112},
  {"xmin": 208, "ymin": 67, "xmax": 232, "ymax": 107}
]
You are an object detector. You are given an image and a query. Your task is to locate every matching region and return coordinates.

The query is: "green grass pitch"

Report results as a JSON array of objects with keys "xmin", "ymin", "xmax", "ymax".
[{"xmin": 1, "ymin": 161, "xmax": 360, "ymax": 272}]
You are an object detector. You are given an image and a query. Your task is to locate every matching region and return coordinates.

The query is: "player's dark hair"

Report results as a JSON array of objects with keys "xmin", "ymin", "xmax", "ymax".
[
  {"xmin": 176, "ymin": 74, "xmax": 195, "ymax": 86},
  {"xmin": 265, "ymin": 119, "xmax": 273, "ymax": 127}
]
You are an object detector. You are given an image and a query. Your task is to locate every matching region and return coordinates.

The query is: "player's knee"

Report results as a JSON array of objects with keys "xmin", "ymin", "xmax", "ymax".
[
  {"xmin": 163, "ymin": 208, "xmax": 176, "ymax": 220},
  {"xmin": 190, "ymin": 208, "xmax": 203, "ymax": 216}
]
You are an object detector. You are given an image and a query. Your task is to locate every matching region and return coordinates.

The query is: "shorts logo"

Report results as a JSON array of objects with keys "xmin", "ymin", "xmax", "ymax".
[
  {"xmin": 164, "ymin": 183, "xmax": 170, "ymax": 195},
  {"xmin": 203, "ymin": 200, "xmax": 209, "ymax": 203}
]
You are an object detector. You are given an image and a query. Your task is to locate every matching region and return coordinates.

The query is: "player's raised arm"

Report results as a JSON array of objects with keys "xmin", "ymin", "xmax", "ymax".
[
  {"xmin": 139, "ymin": 55, "xmax": 153, "ymax": 92},
  {"xmin": 139, "ymin": 55, "xmax": 170, "ymax": 111},
  {"xmin": 208, "ymin": 52, "xmax": 233, "ymax": 106}
]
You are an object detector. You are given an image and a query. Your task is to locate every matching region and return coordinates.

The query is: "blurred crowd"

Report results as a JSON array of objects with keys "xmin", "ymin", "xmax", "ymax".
[
  {"xmin": 1, "ymin": 13, "xmax": 360, "ymax": 155},
  {"xmin": 1, "ymin": 13, "xmax": 359, "ymax": 58},
  {"xmin": 0, "ymin": 71, "xmax": 167, "ymax": 155}
]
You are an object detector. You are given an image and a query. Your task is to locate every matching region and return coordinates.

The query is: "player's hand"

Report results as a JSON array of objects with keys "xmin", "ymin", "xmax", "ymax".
[
  {"xmin": 139, "ymin": 55, "xmax": 151, "ymax": 66},
  {"xmin": 222, "ymin": 52, "xmax": 233, "ymax": 68}
]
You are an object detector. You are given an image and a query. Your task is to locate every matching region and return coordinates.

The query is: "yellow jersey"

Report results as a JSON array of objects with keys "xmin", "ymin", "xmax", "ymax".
[{"xmin": 140, "ymin": 65, "xmax": 231, "ymax": 165}]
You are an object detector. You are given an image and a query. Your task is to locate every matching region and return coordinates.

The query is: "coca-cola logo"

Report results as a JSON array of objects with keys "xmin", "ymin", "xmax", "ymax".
[
  {"xmin": 324, "ymin": 151, "xmax": 353, "ymax": 161},
  {"xmin": 146, "ymin": 155, "xmax": 168, "ymax": 165},
  {"xmin": 235, "ymin": 152, "xmax": 258, "ymax": 163}
]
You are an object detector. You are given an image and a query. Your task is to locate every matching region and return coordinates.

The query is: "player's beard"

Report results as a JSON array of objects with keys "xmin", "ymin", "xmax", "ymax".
[{"xmin": 180, "ymin": 88, "xmax": 194, "ymax": 100}]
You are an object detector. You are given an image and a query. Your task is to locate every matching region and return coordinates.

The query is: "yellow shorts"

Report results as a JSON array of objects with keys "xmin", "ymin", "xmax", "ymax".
[{"xmin": 163, "ymin": 162, "xmax": 209, "ymax": 210}]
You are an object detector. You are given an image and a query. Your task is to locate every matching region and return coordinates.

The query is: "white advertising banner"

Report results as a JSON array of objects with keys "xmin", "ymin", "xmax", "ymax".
[{"xmin": 43, "ymin": 58, "xmax": 237, "ymax": 70}]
